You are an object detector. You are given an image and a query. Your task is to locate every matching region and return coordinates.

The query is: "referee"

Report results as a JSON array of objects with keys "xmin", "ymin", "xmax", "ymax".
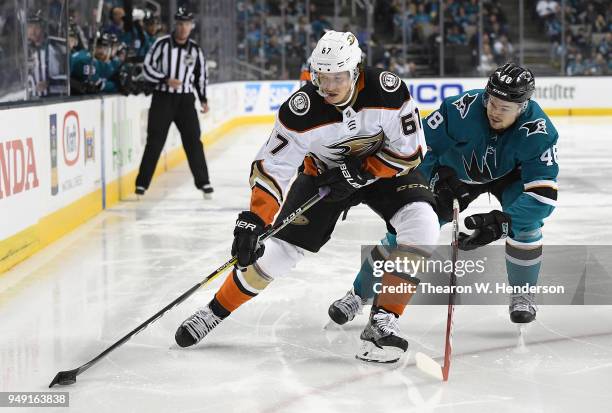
[{"xmin": 136, "ymin": 7, "xmax": 213, "ymax": 198}]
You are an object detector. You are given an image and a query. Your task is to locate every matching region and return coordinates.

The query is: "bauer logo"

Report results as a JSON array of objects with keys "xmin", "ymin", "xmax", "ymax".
[
  {"xmin": 269, "ymin": 83, "xmax": 296, "ymax": 111},
  {"xmin": 245, "ymin": 83, "xmax": 261, "ymax": 112},
  {"xmin": 62, "ymin": 111, "xmax": 80, "ymax": 166}
]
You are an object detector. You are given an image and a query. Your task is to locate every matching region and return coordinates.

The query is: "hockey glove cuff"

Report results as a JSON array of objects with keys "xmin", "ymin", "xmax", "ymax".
[{"xmin": 458, "ymin": 210, "xmax": 511, "ymax": 251}]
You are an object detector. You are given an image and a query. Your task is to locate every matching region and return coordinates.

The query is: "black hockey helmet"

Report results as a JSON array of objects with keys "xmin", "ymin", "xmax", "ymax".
[
  {"xmin": 27, "ymin": 9, "xmax": 44, "ymax": 24},
  {"xmin": 175, "ymin": 7, "xmax": 194, "ymax": 21},
  {"xmin": 485, "ymin": 63, "xmax": 535, "ymax": 103},
  {"xmin": 96, "ymin": 32, "xmax": 113, "ymax": 47}
]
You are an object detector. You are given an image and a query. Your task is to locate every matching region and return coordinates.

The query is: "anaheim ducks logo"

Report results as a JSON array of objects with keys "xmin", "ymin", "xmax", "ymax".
[
  {"xmin": 322, "ymin": 131, "xmax": 385, "ymax": 162},
  {"xmin": 347, "ymin": 33, "xmax": 356, "ymax": 45},
  {"xmin": 290, "ymin": 215, "xmax": 310, "ymax": 226},
  {"xmin": 289, "ymin": 92, "xmax": 310, "ymax": 116},
  {"xmin": 379, "ymin": 71, "xmax": 401, "ymax": 93}
]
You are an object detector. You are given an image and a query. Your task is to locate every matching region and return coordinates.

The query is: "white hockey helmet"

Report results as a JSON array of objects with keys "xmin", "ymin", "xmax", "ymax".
[{"xmin": 309, "ymin": 30, "xmax": 362, "ymax": 89}]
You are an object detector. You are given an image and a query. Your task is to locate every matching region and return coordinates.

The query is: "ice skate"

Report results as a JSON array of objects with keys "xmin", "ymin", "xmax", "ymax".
[
  {"xmin": 509, "ymin": 292, "xmax": 537, "ymax": 324},
  {"xmin": 175, "ymin": 304, "xmax": 222, "ymax": 347},
  {"xmin": 328, "ymin": 288, "xmax": 365, "ymax": 325},
  {"xmin": 356, "ymin": 308, "xmax": 408, "ymax": 363}
]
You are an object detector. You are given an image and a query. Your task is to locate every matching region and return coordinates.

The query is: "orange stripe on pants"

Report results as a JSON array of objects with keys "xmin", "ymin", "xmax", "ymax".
[
  {"xmin": 214, "ymin": 270, "xmax": 256, "ymax": 313},
  {"xmin": 374, "ymin": 272, "xmax": 418, "ymax": 316}
]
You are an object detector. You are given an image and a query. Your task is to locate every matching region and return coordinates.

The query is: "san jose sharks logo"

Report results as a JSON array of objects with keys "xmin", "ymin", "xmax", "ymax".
[
  {"xmin": 462, "ymin": 147, "xmax": 495, "ymax": 183},
  {"xmin": 452, "ymin": 92, "xmax": 478, "ymax": 119},
  {"xmin": 520, "ymin": 118, "xmax": 547, "ymax": 136}
]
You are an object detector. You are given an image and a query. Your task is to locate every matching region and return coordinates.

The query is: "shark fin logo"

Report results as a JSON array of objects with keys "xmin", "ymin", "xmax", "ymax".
[
  {"xmin": 520, "ymin": 118, "xmax": 547, "ymax": 137},
  {"xmin": 462, "ymin": 150, "xmax": 494, "ymax": 183},
  {"xmin": 452, "ymin": 92, "xmax": 478, "ymax": 119}
]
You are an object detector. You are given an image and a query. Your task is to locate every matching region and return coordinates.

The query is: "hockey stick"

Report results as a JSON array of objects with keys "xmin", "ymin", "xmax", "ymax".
[
  {"xmin": 49, "ymin": 186, "xmax": 330, "ymax": 387},
  {"xmin": 415, "ymin": 198, "xmax": 459, "ymax": 381}
]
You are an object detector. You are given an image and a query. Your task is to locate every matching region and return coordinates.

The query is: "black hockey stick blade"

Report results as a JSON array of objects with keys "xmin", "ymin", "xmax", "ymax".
[
  {"xmin": 49, "ymin": 368, "xmax": 78, "ymax": 387},
  {"xmin": 48, "ymin": 186, "xmax": 329, "ymax": 387}
]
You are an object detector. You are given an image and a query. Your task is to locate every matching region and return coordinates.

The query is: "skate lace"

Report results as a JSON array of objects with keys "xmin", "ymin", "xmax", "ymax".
[
  {"xmin": 184, "ymin": 307, "xmax": 221, "ymax": 341},
  {"xmin": 373, "ymin": 311, "xmax": 400, "ymax": 336},
  {"xmin": 511, "ymin": 293, "xmax": 537, "ymax": 313},
  {"xmin": 336, "ymin": 290, "xmax": 363, "ymax": 318}
]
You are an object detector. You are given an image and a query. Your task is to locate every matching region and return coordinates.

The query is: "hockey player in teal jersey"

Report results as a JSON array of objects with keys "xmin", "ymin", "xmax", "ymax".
[
  {"xmin": 70, "ymin": 33, "xmax": 118, "ymax": 93},
  {"xmin": 328, "ymin": 63, "xmax": 558, "ymax": 325}
]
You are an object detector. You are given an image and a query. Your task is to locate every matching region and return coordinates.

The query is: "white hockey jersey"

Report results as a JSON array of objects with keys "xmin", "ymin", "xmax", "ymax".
[{"xmin": 249, "ymin": 67, "xmax": 427, "ymax": 224}]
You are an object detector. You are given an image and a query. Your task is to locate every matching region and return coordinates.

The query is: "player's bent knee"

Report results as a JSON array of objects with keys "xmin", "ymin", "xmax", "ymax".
[
  {"xmin": 390, "ymin": 202, "xmax": 440, "ymax": 248},
  {"xmin": 256, "ymin": 237, "xmax": 305, "ymax": 279},
  {"xmin": 239, "ymin": 265, "xmax": 274, "ymax": 292}
]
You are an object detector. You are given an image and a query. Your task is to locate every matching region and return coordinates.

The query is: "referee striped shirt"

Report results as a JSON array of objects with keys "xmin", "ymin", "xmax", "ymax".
[{"xmin": 143, "ymin": 34, "xmax": 208, "ymax": 102}]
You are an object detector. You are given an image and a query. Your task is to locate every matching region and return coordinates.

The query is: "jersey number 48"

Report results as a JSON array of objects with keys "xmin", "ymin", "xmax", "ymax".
[{"xmin": 540, "ymin": 144, "xmax": 559, "ymax": 166}]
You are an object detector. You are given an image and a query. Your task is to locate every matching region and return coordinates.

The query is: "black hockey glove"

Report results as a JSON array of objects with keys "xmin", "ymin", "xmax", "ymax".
[
  {"xmin": 431, "ymin": 166, "xmax": 475, "ymax": 222},
  {"xmin": 458, "ymin": 210, "xmax": 511, "ymax": 251},
  {"xmin": 315, "ymin": 156, "xmax": 374, "ymax": 203},
  {"xmin": 231, "ymin": 211, "xmax": 267, "ymax": 269}
]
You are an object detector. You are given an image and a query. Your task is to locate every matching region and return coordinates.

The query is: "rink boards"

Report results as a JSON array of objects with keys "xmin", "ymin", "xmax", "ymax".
[{"xmin": 1, "ymin": 76, "xmax": 611, "ymax": 272}]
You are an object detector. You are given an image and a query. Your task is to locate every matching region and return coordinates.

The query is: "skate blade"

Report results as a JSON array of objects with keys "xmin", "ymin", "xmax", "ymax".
[
  {"xmin": 323, "ymin": 319, "xmax": 336, "ymax": 330},
  {"xmin": 514, "ymin": 324, "xmax": 530, "ymax": 354},
  {"xmin": 355, "ymin": 340, "xmax": 404, "ymax": 364}
]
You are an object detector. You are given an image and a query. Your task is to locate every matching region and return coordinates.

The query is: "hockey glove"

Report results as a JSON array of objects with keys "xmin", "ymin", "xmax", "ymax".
[
  {"xmin": 315, "ymin": 156, "xmax": 374, "ymax": 203},
  {"xmin": 458, "ymin": 210, "xmax": 511, "ymax": 251},
  {"xmin": 431, "ymin": 166, "xmax": 475, "ymax": 222},
  {"xmin": 231, "ymin": 211, "xmax": 267, "ymax": 269}
]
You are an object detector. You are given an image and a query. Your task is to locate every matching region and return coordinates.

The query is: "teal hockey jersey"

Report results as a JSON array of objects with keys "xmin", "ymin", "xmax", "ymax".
[{"xmin": 418, "ymin": 89, "xmax": 559, "ymax": 230}]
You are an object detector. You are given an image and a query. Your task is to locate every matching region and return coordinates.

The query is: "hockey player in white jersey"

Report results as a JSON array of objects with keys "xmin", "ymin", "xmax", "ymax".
[{"xmin": 174, "ymin": 31, "xmax": 440, "ymax": 363}]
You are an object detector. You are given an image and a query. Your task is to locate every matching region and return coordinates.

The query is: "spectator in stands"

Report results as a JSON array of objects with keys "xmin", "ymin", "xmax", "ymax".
[
  {"xmin": 545, "ymin": 13, "xmax": 562, "ymax": 42},
  {"xmin": 593, "ymin": 14, "xmax": 607, "ymax": 33},
  {"xmin": 478, "ymin": 42, "xmax": 496, "ymax": 75},
  {"xmin": 390, "ymin": 57, "xmax": 417, "ymax": 77},
  {"xmin": 310, "ymin": 13, "xmax": 331, "ymax": 41},
  {"xmin": 536, "ymin": 0, "xmax": 559, "ymax": 21},
  {"xmin": 454, "ymin": 7, "xmax": 472, "ymax": 31},
  {"xmin": 493, "ymin": 34, "xmax": 514, "ymax": 64},
  {"xmin": 596, "ymin": 32, "xmax": 610, "ymax": 58},
  {"xmin": 393, "ymin": 5, "xmax": 414, "ymax": 44},
  {"xmin": 579, "ymin": 3, "xmax": 598, "ymax": 27},
  {"xmin": 105, "ymin": 7, "xmax": 126, "ymax": 37},
  {"xmin": 446, "ymin": 25, "xmax": 466, "ymax": 45},
  {"xmin": 588, "ymin": 53, "xmax": 608, "ymax": 75},
  {"xmin": 566, "ymin": 53, "xmax": 587, "ymax": 75},
  {"xmin": 414, "ymin": 3, "xmax": 432, "ymax": 25}
]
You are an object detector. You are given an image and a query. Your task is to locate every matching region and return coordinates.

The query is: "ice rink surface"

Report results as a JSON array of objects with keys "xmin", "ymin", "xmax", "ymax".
[{"xmin": 1, "ymin": 117, "xmax": 612, "ymax": 412}]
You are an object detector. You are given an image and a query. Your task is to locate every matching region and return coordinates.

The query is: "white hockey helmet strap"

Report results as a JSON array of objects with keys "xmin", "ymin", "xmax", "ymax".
[{"xmin": 310, "ymin": 31, "xmax": 362, "ymax": 89}]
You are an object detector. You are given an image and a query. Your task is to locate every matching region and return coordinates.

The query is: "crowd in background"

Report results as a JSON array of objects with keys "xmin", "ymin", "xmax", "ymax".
[
  {"xmin": 1, "ymin": 0, "xmax": 611, "ymax": 103},
  {"xmin": 537, "ymin": 0, "xmax": 611, "ymax": 75},
  {"xmin": 0, "ymin": 0, "xmax": 168, "ymax": 100}
]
